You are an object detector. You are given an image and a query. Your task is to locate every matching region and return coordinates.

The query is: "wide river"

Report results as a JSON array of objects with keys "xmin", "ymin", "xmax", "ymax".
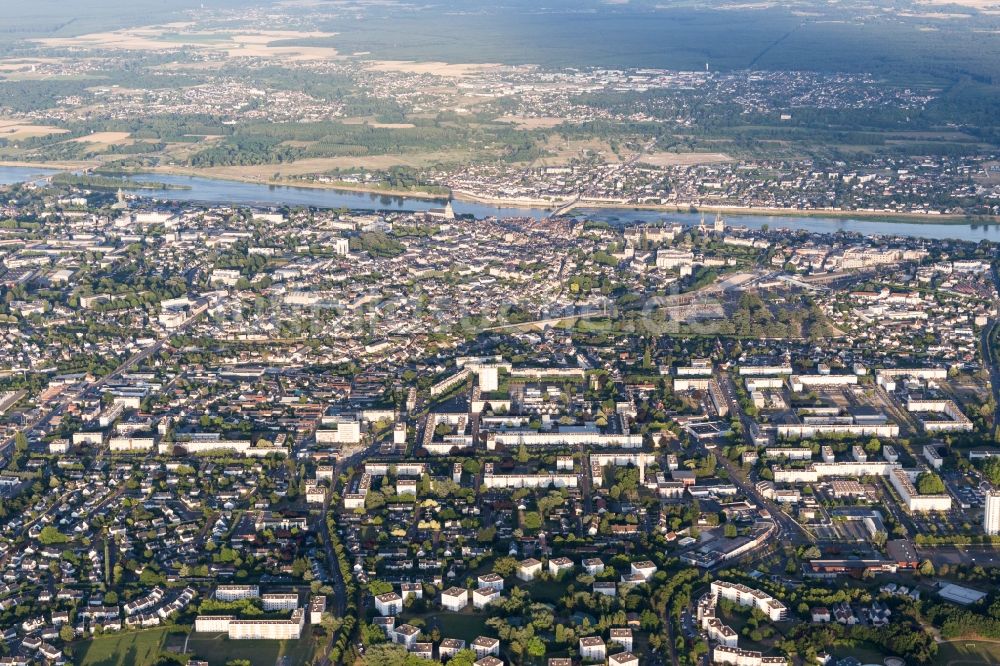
[{"xmin": 3, "ymin": 166, "xmax": 998, "ymax": 242}]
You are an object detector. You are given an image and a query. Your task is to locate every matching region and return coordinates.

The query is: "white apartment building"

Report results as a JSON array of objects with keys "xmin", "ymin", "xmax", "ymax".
[
  {"xmin": 711, "ymin": 581, "xmax": 787, "ymax": 622},
  {"xmin": 609, "ymin": 627, "xmax": 633, "ymax": 651},
  {"xmin": 215, "ymin": 585, "xmax": 259, "ymax": 602},
  {"xmin": 477, "ymin": 573, "xmax": 504, "ymax": 591},
  {"xmin": 391, "ymin": 624, "xmax": 419, "ymax": 650},
  {"xmin": 472, "ymin": 636, "xmax": 500, "ymax": 658},
  {"xmin": 713, "ymin": 645, "xmax": 789, "ymax": 666},
  {"xmin": 400, "ymin": 583, "xmax": 423, "ymax": 601},
  {"xmin": 473, "ymin": 587, "xmax": 500, "ymax": 609},
  {"xmin": 548, "ymin": 557, "xmax": 574, "ymax": 576},
  {"xmin": 194, "ymin": 615, "xmax": 233, "ymax": 633},
  {"xmin": 261, "ymin": 594, "xmax": 299, "ymax": 612},
  {"xmin": 228, "ymin": 610, "xmax": 305, "ymax": 640},
  {"xmin": 108, "ymin": 437, "xmax": 155, "ymax": 453},
  {"xmin": 986, "ymin": 490, "xmax": 1000, "ymax": 536},
  {"xmin": 579, "ymin": 636, "xmax": 606, "ymax": 661},
  {"xmin": 630, "ymin": 561, "xmax": 657, "ymax": 581},
  {"xmin": 441, "ymin": 587, "xmax": 468, "ymax": 612},
  {"xmin": 195, "ymin": 610, "xmax": 305, "ymax": 640},
  {"xmin": 316, "ymin": 418, "xmax": 361, "ymax": 445},
  {"xmin": 517, "ymin": 559, "xmax": 542, "ymax": 581},
  {"xmin": 609, "ymin": 653, "xmax": 639, "ymax": 666},
  {"xmin": 375, "ymin": 592, "xmax": 403, "ymax": 616}
]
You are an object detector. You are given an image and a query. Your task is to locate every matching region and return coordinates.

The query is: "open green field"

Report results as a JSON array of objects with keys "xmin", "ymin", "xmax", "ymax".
[
  {"xmin": 833, "ymin": 640, "xmax": 891, "ymax": 665},
  {"xmin": 937, "ymin": 639, "xmax": 1000, "ymax": 665},
  {"xmin": 411, "ymin": 612, "xmax": 489, "ymax": 644},
  {"xmin": 184, "ymin": 632, "xmax": 315, "ymax": 666},
  {"xmin": 75, "ymin": 627, "xmax": 170, "ymax": 666},
  {"xmin": 515, "ymin": 578, "xmax": 571, "ymax": 604}
]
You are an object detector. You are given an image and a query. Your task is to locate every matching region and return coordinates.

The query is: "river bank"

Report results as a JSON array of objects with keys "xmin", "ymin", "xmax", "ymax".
[
  {"xmin": 6, "ymin": 160, "xmax": 998, "ymax": 225},
  {"xmin": 562, "ymin": 201, "xmax": 1000, "ymax": 225},
  {"xmin": 150, "ymin": 171, "xmax": 1000, "ymax": 224},
  {"xmin": 147, "ymin": 166, "xmax": 451, "ymax": 201},
  {"xmin": 3, "ymin": 163, "xmax": 1000, "ymax": 241}
]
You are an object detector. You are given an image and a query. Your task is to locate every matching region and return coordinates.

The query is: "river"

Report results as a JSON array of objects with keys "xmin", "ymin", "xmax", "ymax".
[
  {"xmin": 0, "ymin": 165, "xmax": 59, "ymax": 186},
  {"xmin": 2, "ymin": 166, "xmax": 998, "ymax": 242},
  {"xmin": 126, "ymin": 174, "xmax": 1000, "ymax": 243}
]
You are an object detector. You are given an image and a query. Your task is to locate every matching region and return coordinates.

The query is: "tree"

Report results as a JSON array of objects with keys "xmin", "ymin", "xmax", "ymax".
[
  {"xmin": 446, "ymin": 650, "xmax": 477, "ymax": 666},
  {"xmin": 526, "ymin": 636, "xmax": 546, "ymax": 658},
  {"xmin": 522, "ymin": 512, "xmax": 542, "ymax": 531},
  {"xmin": 917, "ymin": 472, "xmax": 946, "ymax": 495},
  {"xmin": 493, "ymin": 556, "xmax": 517, "ymax": 577},
  {"xmin": 919, "ymin": 559, "xmax": 936, "ymax": 576},
  {"xmin": 361, "ymin": 643, "xmax": 435, "ymax": 666},
  {"xmin": 362, "ymin": 623, "xmax": 388, "ymax": 645},
  {"xmin": 517, "ymin": 443, "xmax": 529, "ymax": 464},
  {"xmin": 38, "ymin": 526, "xmax": 69, "ymax": 546},
  {"xmin": 981, "ymin": 458, "xmax": 1000, "ymax": 486},
  {"xmin": 59, "ymin": 625, "xmax": 74, "ymax": 642}
]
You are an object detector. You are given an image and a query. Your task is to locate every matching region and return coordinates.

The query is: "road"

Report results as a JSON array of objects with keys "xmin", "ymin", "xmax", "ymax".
[
  {"xmin": 716, "ymin": 370, "xmax": 814, "ymax": 546},
  {"xmin": 315, "ymin": 441, "xmax": 380, "ymax": 666},
  {"xmin": 982, "ymin": 262, "xmax": 1000, "ymax": 430},
  {"xmin": 986, "ymin": 319, "xmax": 1000, "ymax": 411}
]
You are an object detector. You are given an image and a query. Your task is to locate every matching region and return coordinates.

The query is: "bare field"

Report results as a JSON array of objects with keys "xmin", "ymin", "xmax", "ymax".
[
  {"xmin": 532, "ymin": 137, "xmax": 621, "ymax": 165},
  {"xmin": 0, "ymin": 120, "xmax": 67, "ymax": 141},
  {"xmin": 36, "ymin": 27, "xmax": 341, "ymax": 62},
  {"xmin": 496, "ymin": 116, "xmax": 571, "ymax": 130},
  {"xmin": 365, "ymin": 60, "xmax": 501, "ymax": 78},
  {"xmin": 70, "ymin": 132, "xmax": 132, "ymax": 147},
  {"xmin": 638, "ymin": 152, "xmax": 734, "ymax": 166},
  {"xmin": 0, "ymin": 58, "xmax": 64, "ymax": 79},
  {"xmin": 339, "ymin": 118, "xmax": 416, "ymax": 129}
]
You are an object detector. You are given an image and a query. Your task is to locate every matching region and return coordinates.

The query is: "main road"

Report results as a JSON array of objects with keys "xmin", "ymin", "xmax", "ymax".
[
  {"xmin": 716, "ymin": 370, "xmax": 814, "ymax": 546},
  {"xmin": 315, "ymin": 440, "xmax": 381, "ymax": 666},
  {"xmin": 983, "ymin": 261, "xmax": 1000, "ymax": 431}
]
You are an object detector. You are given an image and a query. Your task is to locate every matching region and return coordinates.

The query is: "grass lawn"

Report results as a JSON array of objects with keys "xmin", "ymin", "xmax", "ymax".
[
  {"xmin": 937, "ymin": 640, "xmax": 1000, "ymax": 665},
  {"xmin": 75, "ymin": 627, "xmax": 170, "ymax": 666},
  {"xmin": 833, "ymin": 640, "xmax": 889, "ymax": 664},
  {"xmin": 516, "ymin": 578, "xmax": 569, "ymax": 604},
  {"xmin": 416, "ymin": 612, "xmax": 490, "ymax": 643},
  {"xmin": 185, "ymin": 632, "xmax": 315, "ymax": 666}
]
